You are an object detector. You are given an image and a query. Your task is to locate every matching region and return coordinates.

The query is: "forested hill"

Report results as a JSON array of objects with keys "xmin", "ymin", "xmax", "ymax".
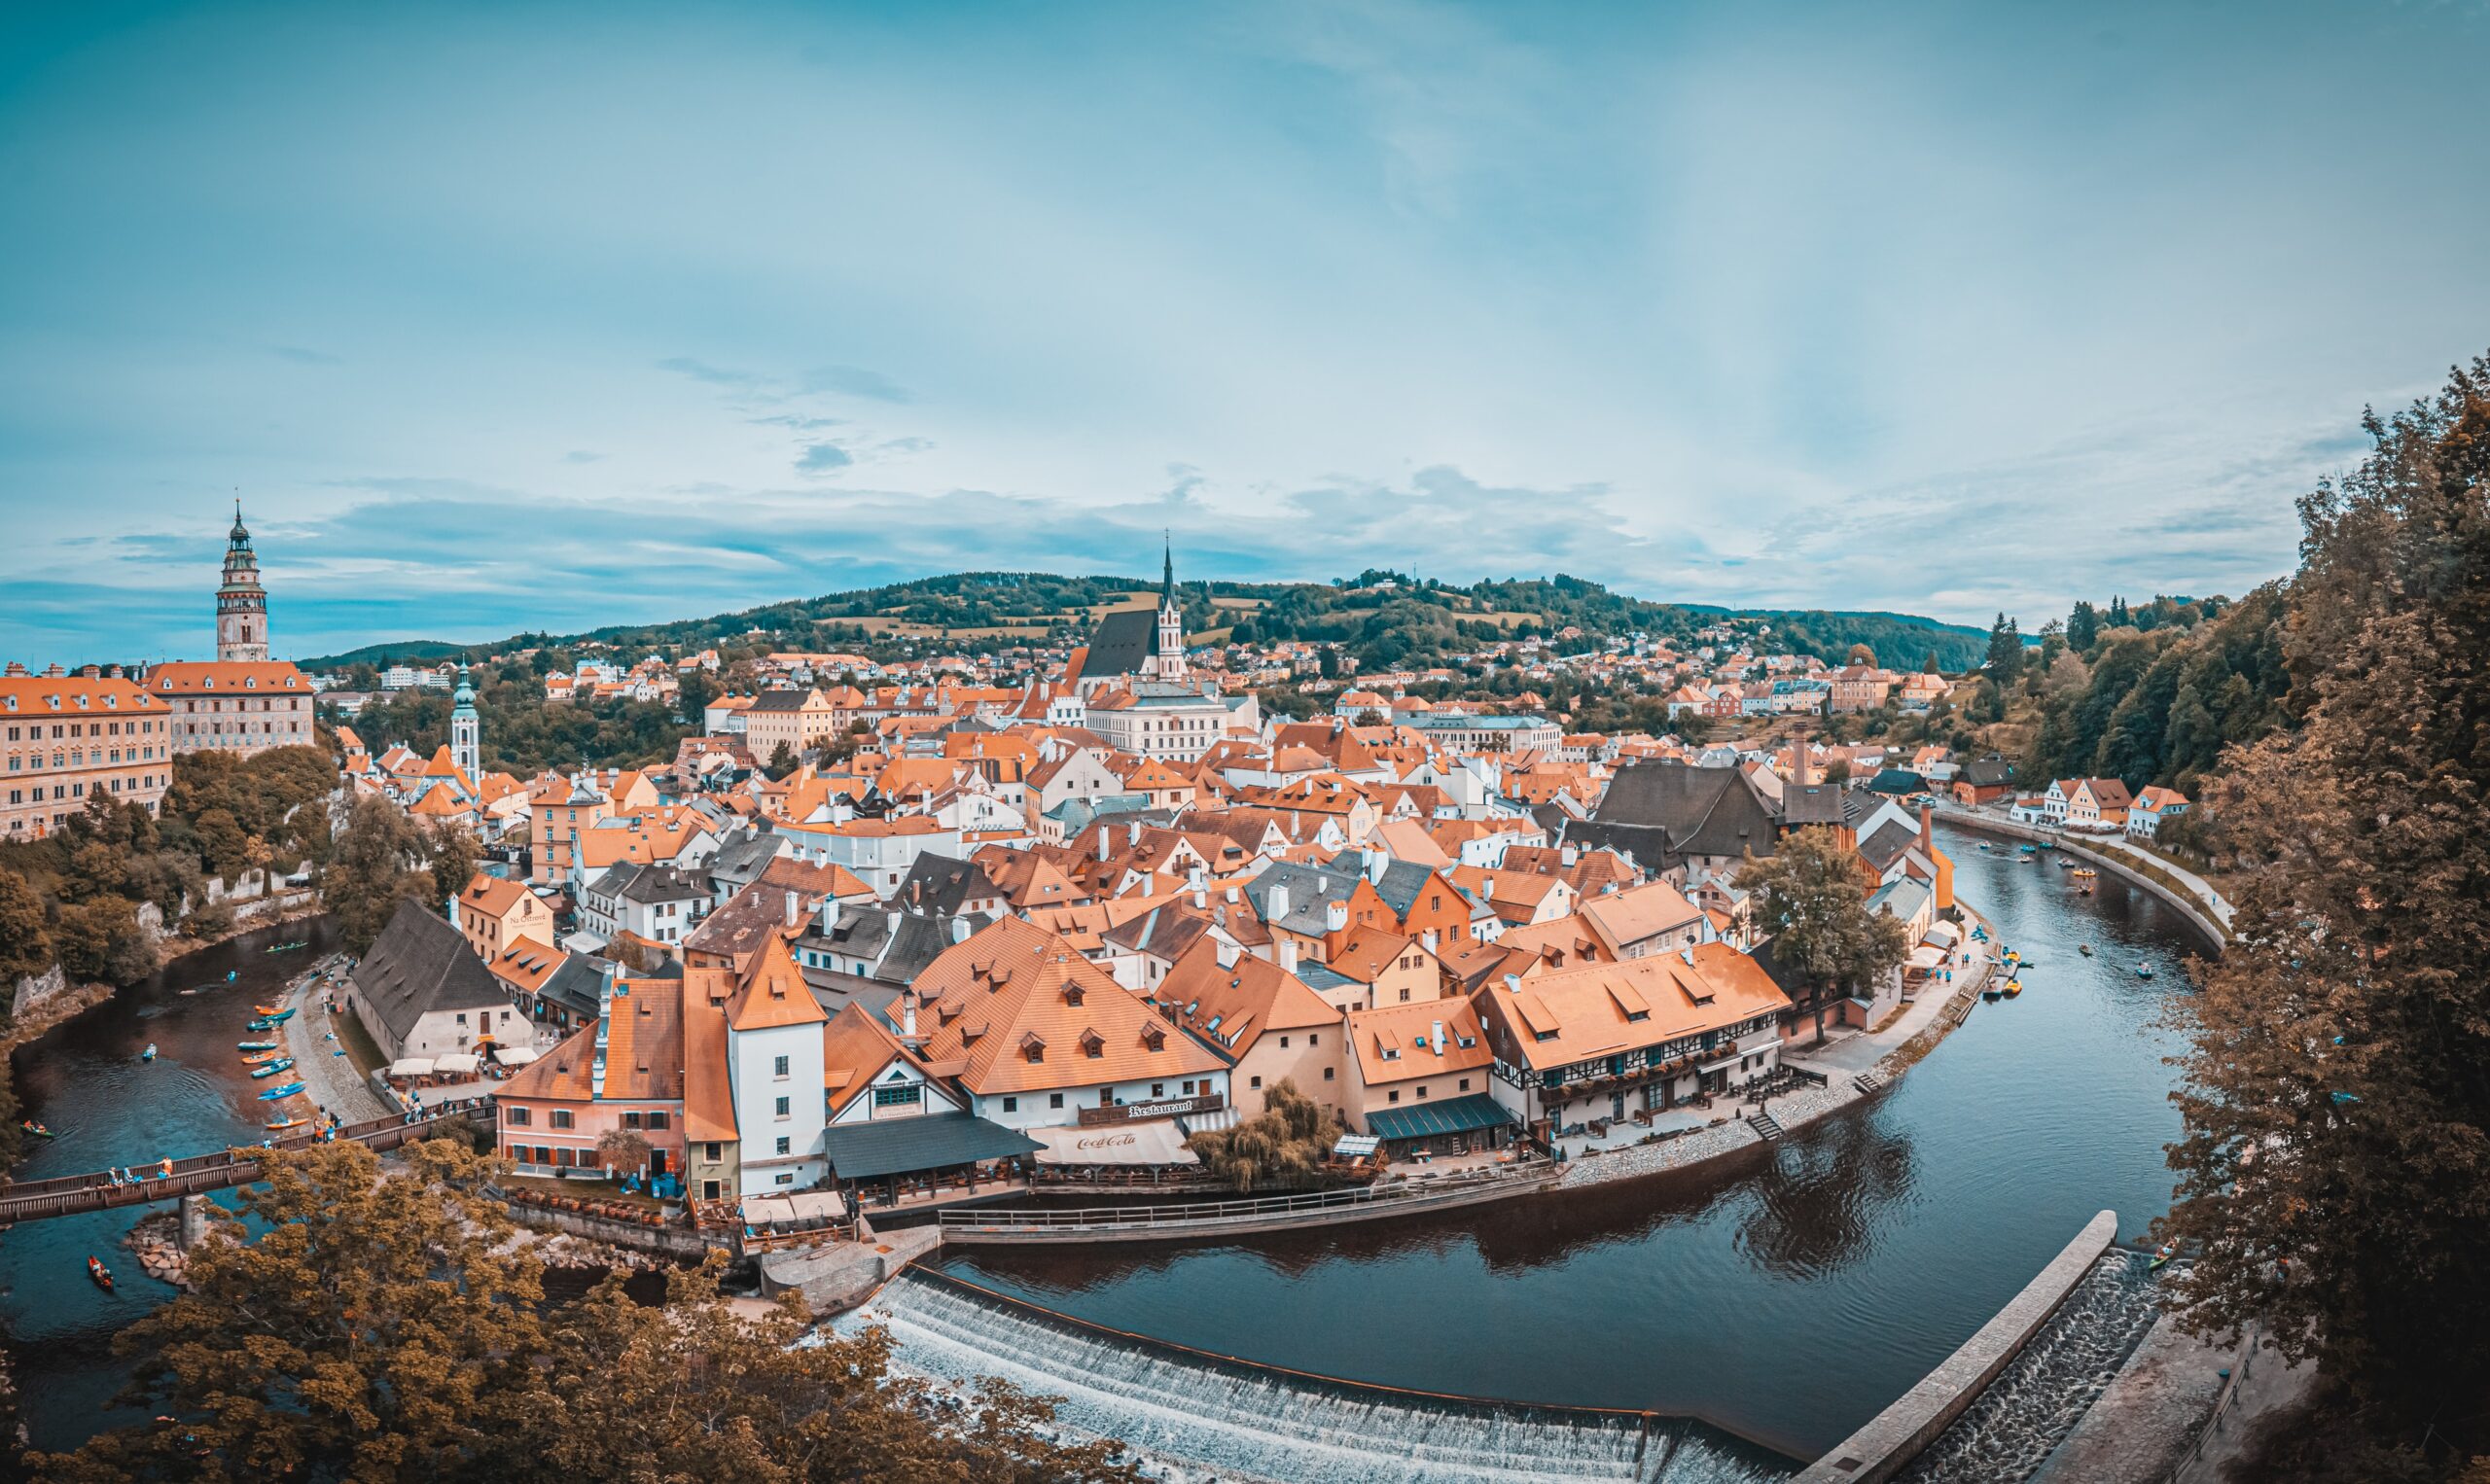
[{"xmin": 302, "ymin": 570, "xmax": 1996, "ymax": 673}]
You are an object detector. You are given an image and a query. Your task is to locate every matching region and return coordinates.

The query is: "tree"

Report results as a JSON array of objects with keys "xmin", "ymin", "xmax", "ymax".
[
  {"xmin": 424, "ymin": 824, "xmax": 480, "ymax": 912},
  {"xmin": 0, "ymin": 866, "xmax": 51, "ymax": 983},
  {"xmin": 35, "ymin": 1144, "xmax": 1147, "ymax": 1484},
  {"xmin": 1983, "ymin": 614, "xmax": 2023, "ymax": 686},
  {"xmin": 321, "ymin": 795, "xmax": 433, "ymax": 953},
  {"xmin": 51, "ymin": 895, "xmax": 157, "ymax": 985},
  {"xmin": 594, "ymin": 1127, "xmax": 653, "ymax": 1177},
  {"xmin": 1845, "ymin": 643, "xmax": 1876, "ymax": 667},
  {"xmin": 1188, "ymin": 1079, "xmax": 1343, "ymax": 1190},
  {"xmin": 2157, "ymin": 353, "xmax": 2490, "ymax": 1459},
  {"xmin": 192, "ymin": 807, "xmax": 249, "ymax": 879},
  {"xmin": 765, "ymin": 740, "xmax": 798, "ymax": 780},
  {"xmin": 2067, "ymin": 600, "xmax": 2100, "ymax": 653},
  {"xmin": 1736, "ymin": 829, "xmax": 1908, "ymax": 1044}
]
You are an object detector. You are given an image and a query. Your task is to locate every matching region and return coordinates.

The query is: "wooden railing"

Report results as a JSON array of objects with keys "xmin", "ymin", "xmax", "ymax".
[
  {"xmin": 937, "ymin": 1159, "xmax": 1553, "ymax": 1239},
  {"xmin": 0, "ymin": 1101, "xmax": 495, "ymax": 1223}
]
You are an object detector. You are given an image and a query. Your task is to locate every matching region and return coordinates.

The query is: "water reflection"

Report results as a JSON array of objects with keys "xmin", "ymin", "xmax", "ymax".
[{"xmin": 1739, "ymin": 1113, "xmax": 1917, "ymax": 1281}]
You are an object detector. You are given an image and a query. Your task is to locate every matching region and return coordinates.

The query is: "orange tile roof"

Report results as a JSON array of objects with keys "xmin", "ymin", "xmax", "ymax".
[
  {"xmin": 500, "ymin": 976, "xmax": 684, "ymax": 1104},
  {"xmin": 681, "ymin": 979, "xmax": 738, "ymax": 1143},
  {"xmin": 1154, "ymin": 938, "xmax": 1336, "ymax": 1058},
  {"xmin": 143, "ymin": 660, "xmax": 309, "ymax": 694},
  {"xmin": 1481, "ymin": 950, "xmax": 1790, "ymax": 1071},
  {"xmin": 459, "ymin": 873, "xmax": 536, "ymax": 920},
  {"xmin": 907, "ymin": 917, "xmax": 1225, "ymax": 1094},
  {"xmin": 1346, "ymin": 997, "xmax": 1493, "ymax": 1087},
  {"xmin": 725, "ymin": 933, "xmax": 828, "ymax": 1032}
]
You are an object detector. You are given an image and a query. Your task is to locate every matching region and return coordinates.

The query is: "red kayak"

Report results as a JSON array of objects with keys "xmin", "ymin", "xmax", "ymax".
[{"xmin": 88, "ymin": 1255, "xmax": 115, "ymax": 1292}]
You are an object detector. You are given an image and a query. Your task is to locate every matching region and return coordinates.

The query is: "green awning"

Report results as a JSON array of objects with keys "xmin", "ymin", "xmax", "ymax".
[
  {"xmin": 821, "ymin": 1113, "xmax": 1041, "ymax": 1182},
  {"xmin": 1366, "ymin": 1093, "xmax": 1514, "ymax": 1143}
]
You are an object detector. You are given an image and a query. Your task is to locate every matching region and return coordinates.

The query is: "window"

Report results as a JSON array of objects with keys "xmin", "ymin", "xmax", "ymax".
[
  {"xmin": 534, "ymin": 1146, "xmax": 551, "ymax": 1166},
  {"xmin": 1250, "ymin": 1076, "xmax": 1263, "ymax": 1089},
  {"xmin": 1418, "ymin": 1085, "xmax": 1430, "ymax": 1098},
  {"xmin": 774, "ymin": 1096, "xmax": 790, "ymax": 1119},
  {"xmin": 1309, "ymin": 1033, "xmax": 1319, "ymax": 1045},
  {"xmin": 506, "ymin": 1107, "xmax": 531, "ymax": 1127},
  {"xmin": 549, "ymin": 1110, "xmax": 574, "ymax": 1130},
  {"xmin": 1460, "ymin": 1078, "xmax": 1472, "ymax": 1092},
  {"xmin": 1002, "ymin": 1096, "xmax": 1017, "ymax": 1113},
  {"xmin": 1323, "ymin": 1067, "xmax": 1334, "ymax": 1080},
  {"xmin": 646, "ymin": 1112, "xmax": 668, "ymax": 1130},
  {"xmin": 622, "ymin": 1112, "xmax": 642, "ymax": 1130},
  {"xmin": 1279, "ymin": 1035, "xmax": 1290, "ymax": 1048},
  {"xmin": 774, "ymin": 1136, "xmax": 791, "ymax": 1155},
  {"xmin": 1150, "ymin": 1082, "xmax": 1164, "ymax": 1099},
  {"xmin": 1388, "ymin": 1090, "xmax": 1401, "ymax": 1103},
  {"xmin": 1049, "ymin": 1092, "xmax": 1064, "ymax": 1110},
  {"xmin": 704, "ymin": 1142, "xmax": 722, "ymax": 1161},
  {"xmin": 553, "ymin": 1147, "xmax": 574, "ymax": 1168},
  {"xmin": 873, "ymin": 1083, "xmax": 921, "ymax": 1109},
  {"xmin": 774, "ymin": 1171, "xmax": 795, "ymax": 1185}
]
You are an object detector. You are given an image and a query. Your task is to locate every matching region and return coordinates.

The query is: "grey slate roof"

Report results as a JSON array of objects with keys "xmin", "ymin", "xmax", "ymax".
[
  {"xmin": 1591, "ymin": 760, "xmax": 1780, "ymax": 860},
  {"xmin": 746, "ymin": 688, "xmax": 818, "ymax": 712},
  {"xmin": 1241, "ymin": 862, "xmax": 1364, "ymax": 937},
  {"xmin": 704, "ymin": 830, "xmax": 783, "ymax": 896},
  {"xmin": 1082, "ymin": 609, "xmax": 1157, "ymax": 680},
  {"xmin": 1959, "ymin": 757, "xmax": 2013, "ymax": 787},
  {"xmin": 891, "ymin": 852, "xmax": 1001, "ymax": 916},
  {"xmin": 1868, "ymin": 768, "xmax": 1928, "ymax": 796},
  {"xmin": 1783, "ymin": 782, "xmax": 1846, "ymax": 828},
  {"xmin": 1858, "ymin": 819, "xmax": 1922, "ymax": 874},
  {"xmin": 1371, "ymin": 859, "xmax": 1440, "ymax": 920},
  {"xmin": 537, "ymin": 954, "xmax": 608, "ymax": 1022},
  {"xmin": 355, "ymin": 898, "xmax": 511, "ymax": 1046}
]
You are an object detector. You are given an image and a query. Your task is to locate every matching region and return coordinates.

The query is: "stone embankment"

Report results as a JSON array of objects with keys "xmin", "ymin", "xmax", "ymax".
[{"xmin": 124, "ymin": 1209, "xmax": 195, "ymax": 1289}]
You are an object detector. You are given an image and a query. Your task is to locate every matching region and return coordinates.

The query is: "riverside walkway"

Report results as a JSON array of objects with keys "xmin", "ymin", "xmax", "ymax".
[
  {"xmin": 937, "ymin": 1159, "xmax": 1558, "ymax": 1244},
  {"xmin": 0, "ymin": 1101, "xmax": 494, "ymax": 1224}
]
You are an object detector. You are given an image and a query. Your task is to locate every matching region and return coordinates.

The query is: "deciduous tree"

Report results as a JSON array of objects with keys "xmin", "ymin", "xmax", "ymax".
[
  {"xmin": 1736, "ymin": 829, "xmax": 1908, "ymax": 1044},
  {"xmin": 2157, "ymin": 353, "xmax": 2490, "ymax": 1459}
]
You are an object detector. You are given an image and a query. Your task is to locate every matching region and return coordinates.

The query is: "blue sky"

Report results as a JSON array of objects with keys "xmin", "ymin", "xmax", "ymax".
[{"xmin": 6, "ymin": 1, "xmax": 2487, "ymax": 662}]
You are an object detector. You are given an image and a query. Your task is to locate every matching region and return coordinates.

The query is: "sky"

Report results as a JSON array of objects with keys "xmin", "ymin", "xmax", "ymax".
[{"xmin": 5, "ymin": 1, "xmax": 2488, "ymax": 662}]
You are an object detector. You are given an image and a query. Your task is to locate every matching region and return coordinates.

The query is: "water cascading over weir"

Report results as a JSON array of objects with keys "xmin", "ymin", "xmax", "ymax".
[{"xmin": 835, "ymin": 1269, "xmax": 1798, "ymax": 1483}]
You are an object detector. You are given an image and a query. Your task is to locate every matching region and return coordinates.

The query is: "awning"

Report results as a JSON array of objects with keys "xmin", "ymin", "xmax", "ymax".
[
  {"xmin": 493, "ymin": 1045, "xmax": 540, "ymax": 1066},
  {"xmin": 1366, "ymin": 1093, "xmax": 1514, "ymax": 1143},
  {"xmin": 1907, "ymin": 945, "xmax": 1947, "ymax": 970},
  {"xmin": 435, "ymin": 1052, "xmax": 481, "ymax": 1075},
  {"xmin": 1029, "ymin": 1118, "xmax": 1199, "ymax": 1167},
  {"xmin": 1923, "ymin": 921, "xmax": 1962, "ymax": 947},
  {"xmin": 820, "ymin": 1113, "xmax": 1041, "ymax": 1182},
  {"xmin": 387, "ymin": 1057, "xmax": 436, "ymax": 1078},
  {"xmin": 1332, "ymin": 1134, "xmax": 1381, "ymax": 1158}
]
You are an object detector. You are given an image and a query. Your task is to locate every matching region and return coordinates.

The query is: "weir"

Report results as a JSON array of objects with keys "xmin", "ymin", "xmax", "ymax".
[{"xmin": 837, "ymin": 1269, "xmax": 1799, "ymax": 1482}]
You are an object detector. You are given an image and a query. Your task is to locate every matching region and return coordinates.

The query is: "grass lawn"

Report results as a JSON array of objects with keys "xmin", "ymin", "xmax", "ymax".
[{"xmin": 498, "ymin": 1172, "xmax": 665, "ymax": 1210}]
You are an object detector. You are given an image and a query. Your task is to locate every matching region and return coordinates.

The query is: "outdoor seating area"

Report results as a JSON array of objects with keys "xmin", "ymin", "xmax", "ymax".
[
  {"xmin": 737, "ymin": 1190, "xmax": 855, "ymax": 1251},
  {"xmin": 500, "ymin": 1183, "xmax": 675, "ymax": 1228}
]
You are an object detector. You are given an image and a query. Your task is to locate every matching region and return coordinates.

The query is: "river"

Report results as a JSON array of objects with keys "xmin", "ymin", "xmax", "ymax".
[
  {"xmin": 933, "ymin": 826, "xmax": 2218, "ymax": 1464},
  {"xmin": 2, "ymin": 915, "xmax": 341, "ymax": 1453}
]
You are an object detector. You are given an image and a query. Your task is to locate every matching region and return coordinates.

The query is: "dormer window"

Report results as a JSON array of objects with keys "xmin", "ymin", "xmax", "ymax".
[
  {"xmin": 1081, "ymin": 1030, "xmax": 1105, "ymax": 1059},
  {"xmin": 1062, "ymin": 984, "xmax": 1085, "ymax": 1007},
  {"xmin": 1142, "ymin": 1026, "xmax": 1165, "ymax": 1051}
]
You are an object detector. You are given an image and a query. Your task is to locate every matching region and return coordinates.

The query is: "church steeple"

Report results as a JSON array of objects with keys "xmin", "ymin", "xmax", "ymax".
[
  {"xmin": 449, "ymin": 663, "xmax": 480, "ymax": 779},
  {"xmin": 1153, "ymin": 537, "xmax": 1186, "ymax": 681},
  {"xmin": 1161, "ymin": 537, "xmax": 1174, "ymax": 604}
]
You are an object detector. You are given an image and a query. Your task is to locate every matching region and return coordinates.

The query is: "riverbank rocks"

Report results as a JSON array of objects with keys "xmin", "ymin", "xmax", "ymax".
[{"xmin": 124, "ymin": 1210, "xmax": 193, "ymax": 1289}]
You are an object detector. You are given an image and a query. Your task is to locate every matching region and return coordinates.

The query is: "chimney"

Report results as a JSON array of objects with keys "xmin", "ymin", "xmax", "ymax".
[
  {"xmin": 1422, "ymin": 929, "xmax": 1439, "ymax": 953},
  {"xmin": 1217, "ymin": 939, "xmax": 1240, "ymax": 970},
  {"xmin": 1365, "ymin": 850, "xmax": 1386, "ymax": 884},
  {"xmin": 1098, "ymin": 830, "xmax": 1112, "ymax": 863},
  {"xmin": 1503, "ymin": 973, "xmax": 1522, "ymax": 992},
  {"xmin": 1325, "ymin": 900, "xmax": 1349, "ymax": 935},
  {"xmin": 1129, "ymin": 819, "xmax": 1143, "ymax": 846},
  {"xmin": 902, "ymin": 991, "xmax": 920, "ymax": 1042},
  {"xmin": 783, "ymin": 891, "xmax": 800, "ymax": 931},
  {"xmin": 951, "ymin": 915, "xmax": 972, "ymax": 943},
  {"xmin": 1432, "ymin": 1019, "xmax": 1445, "ymax": 1057},
  {"xmin": 1796, "ymin": 743, "xmax": 1812, "ymax": 790},
  {"xmin": 1276, "ymin": 937, "xmax": 1298, "ymax": 975},
  {"xmin": 1267, "ymin": 883, "xmax": 1290, "ymax": 923},
  {"xmin": 1918, "ymin": 800, "xmax": 1935, "ymax": 855},
  {"xmin": 1560, "ymin": 843, "xmax": 1578, "ymax": 866}
]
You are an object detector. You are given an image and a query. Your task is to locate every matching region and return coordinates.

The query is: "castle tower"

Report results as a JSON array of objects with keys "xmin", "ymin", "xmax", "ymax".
[
  {"xmin": 450, "ymin": 664, "xmax": 480, "ymax": 779},
  {"xmin": 1154, "ymin": 539, "xmax": 1186, "ymax": 681},
  {"xmin": 216, "ymin": 502, "xmax": 270, "ymax": 662}
]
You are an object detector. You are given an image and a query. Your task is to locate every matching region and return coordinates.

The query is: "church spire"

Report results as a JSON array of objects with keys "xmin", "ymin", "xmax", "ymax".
[{"xmin": 1161, "ymin": 533, "xmax": 1174, "ymax": 604}]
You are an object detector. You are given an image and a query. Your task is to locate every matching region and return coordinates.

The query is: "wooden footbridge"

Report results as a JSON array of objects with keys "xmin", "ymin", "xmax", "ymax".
[{"xmin": 0, "ymin": 1101, "xmax": 495, "ymax": 1224}]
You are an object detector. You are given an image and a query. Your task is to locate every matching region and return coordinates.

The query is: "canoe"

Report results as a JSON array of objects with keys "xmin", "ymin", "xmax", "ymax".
[
  {"xmin": 250, "ymin": 1059, "xmax": 297, "ymax": 1079},
  {"xmin": 2136, "ymin": 965, "xmax": 2156, "ymax": 979},
  {"xmin": 237, "ymin": 1040, "xmax": 279, "ymax": 1051},
  {"xmin": 253, "ymin": 1003, "xmax": 285, "ymax": 1016},
  {"xmin": 2150, "ymin": 1241, "xmax": 2179, "ymax": 1271},
  {"xmin": 140, "ymin": 1044, "xmax": 157, "ymax": 1062},
  {"xmin": 88, "ymin": 1257, "xmax": 114, "ymax": 1292},
  {"xmin": 19, "ymin": 1120, "xmax": 56, "ymax": 1139},
  {"xmin": 241, "ymin": 1049, "xmax": 283, "ymax": 1065},
  {"xmin": 2003, "ymin": 979, "xmax": 2023, "ymax": 998},
  {"xmin": 258, "ymin": 1008, "xmax": 296, "ymax": 1024},
  {"xmin": 2078, "ymin": 944, "xmax": 2094, "ymax": 957},
  {"xmin": 257, "ymin": 1081, "xmax": 306, "ymax": 1101}
]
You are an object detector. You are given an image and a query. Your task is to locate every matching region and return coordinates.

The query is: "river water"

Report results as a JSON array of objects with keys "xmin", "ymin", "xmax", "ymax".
[
  {"xmin": 935, "ymin": 826, "xmax": 2216, "ymax": 1464},
  {"xmin": 2, "ymin": 916, "xmax": 340, "ymax": 1452}
]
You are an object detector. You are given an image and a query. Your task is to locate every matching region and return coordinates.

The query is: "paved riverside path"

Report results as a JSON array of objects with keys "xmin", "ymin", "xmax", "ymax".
[
  {"xmin": 281, "ymin": 953, "xmax": 393, "ymax": 1123},
  {"xmin": 0, "ymin": 1102, "xmax": 495, "ymax": 1224}
]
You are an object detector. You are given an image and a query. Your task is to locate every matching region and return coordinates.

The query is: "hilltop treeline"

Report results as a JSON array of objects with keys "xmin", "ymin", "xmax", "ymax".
[
  {"xmin": 1992, "ymin": 586, "xmax": 2294, "ymax": 795},
  {"xmin": 306, "ymin": 569, "xmax": 1994, "ymax": 675}
]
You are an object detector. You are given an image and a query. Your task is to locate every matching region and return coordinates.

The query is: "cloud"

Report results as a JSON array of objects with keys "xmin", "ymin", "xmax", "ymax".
[
  {"xmin": 797, "ymin": 365, "xmax": 911, "ymax": 403},
  {"xmin": 795, "ymin": 443, "xmax": 852, "ymax": 474},
  {"xmin": 562, "ymin": 450, "xmax": 602, "ymax": 464},
  {"xmin": 655, "ymin": 356, "xmax": 760, "ymax": 389}
]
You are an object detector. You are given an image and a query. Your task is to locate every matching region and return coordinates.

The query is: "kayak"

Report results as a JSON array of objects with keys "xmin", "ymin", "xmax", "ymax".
[
  {"xmin": 237, "ymin": 1040, "xmax": 279, "ymax": 1051},
  {"xmin": 253, "ymin": 1003, "xmax": 285, "ymax": 1016},
  {"xmin": 250, "ymin": 1059, "xmax": 297, "ymax": 1079},
  {"xmin": 20, "ymin": 1119, "xmax": 56, "ymax": 1139},
  {"xmin": 2137, "ymin": 965, "xmax": 2156, "ymax": 980},
  {"xmin": 88, "ymin": 1256, "xmax": 115, "ymax": 1292},
  {"xmin": 256, "ymin": 1008, "xmax": 296, "ymax": 1024},
  {"xmin": 241, "ymin": 1049, "xmax": 284, "ymax": 1065},
  {"xmin": 140, "ymin": 1043, "xmax": 158, "ymax": 1062},
  {"xmin": 257, "ymin": 1081, "xmax": 306, "ymax": 1101},
  {"xmin": 2078, "ymin": 944, "xmax": 2094, "ymax": 957},
  {"xmin": 2150, "ymin": 1240, "xmax": 2179, "ymax": 1271},
  {"xmin": 265, "ymin": 1116, "xmax": 309, "ymax": 1132}
]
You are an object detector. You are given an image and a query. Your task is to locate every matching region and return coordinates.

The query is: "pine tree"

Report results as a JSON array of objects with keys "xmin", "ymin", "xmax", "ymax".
[{"xmin": 2068, "ymin": 600, "xmax": 2100, "ymax": 652}]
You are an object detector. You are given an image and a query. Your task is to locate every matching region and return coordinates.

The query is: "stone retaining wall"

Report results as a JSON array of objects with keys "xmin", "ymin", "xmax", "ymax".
[
  {"xmin": 1939, "ymin": 812, "xmax": 2227, "ymax": 951},
  {"xmin": 499, "ymin": 1199, "xmax": 712, "ymax": 1259},
  {"xmin": 1796, "ymin": 1210, "xmax": 2119, "ymax": 1484}
]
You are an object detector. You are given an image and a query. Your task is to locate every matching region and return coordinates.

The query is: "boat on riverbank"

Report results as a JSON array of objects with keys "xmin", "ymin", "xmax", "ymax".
[
  {"xmin": 249, "ymin": 1059, "xmax": 296, "ymax": 1079},
  {"xmin": 236, "ymin": 1040, "xmax": 278, "ymax": 1051},
  {"xmin": 257, "ymin": 1080, "xmax": 305, "ymax": 1101}
]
